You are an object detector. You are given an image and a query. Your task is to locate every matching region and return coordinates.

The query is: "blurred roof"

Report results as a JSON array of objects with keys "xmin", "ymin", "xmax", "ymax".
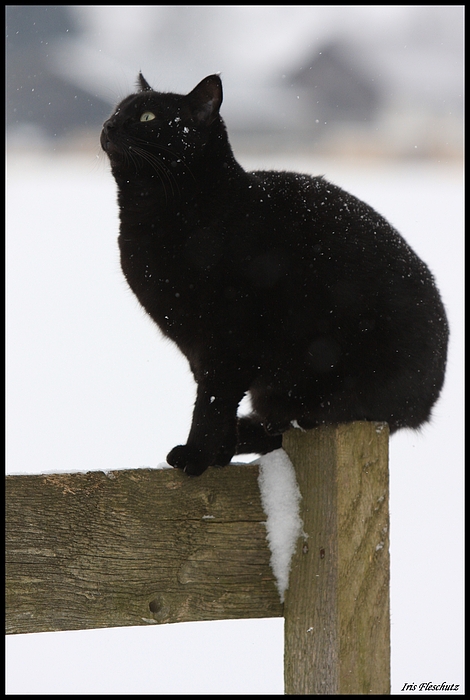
[{"xmin": 6, "ymin": 5, "xmax": 463, "ymax": 157}]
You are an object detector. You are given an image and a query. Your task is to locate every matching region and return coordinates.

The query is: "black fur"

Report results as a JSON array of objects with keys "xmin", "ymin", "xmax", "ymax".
[{"xmin": 101, "ymin": 74, "xmax": 448, "ymax": 475}]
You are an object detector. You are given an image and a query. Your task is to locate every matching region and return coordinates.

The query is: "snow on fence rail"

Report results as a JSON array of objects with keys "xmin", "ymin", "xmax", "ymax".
[{"xmin": 6, "ymin": 421, "xmax": 390, "ymax": 695}]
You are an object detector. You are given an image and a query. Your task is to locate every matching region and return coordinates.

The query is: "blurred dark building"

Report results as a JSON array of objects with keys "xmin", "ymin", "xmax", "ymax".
[
  {"xmin": 289, "ymin": 40, "xmax": 382, "ymax": 125},
  {"xmin": 6, "ymin": 5, "xmax": 111, "ymax": 139}
]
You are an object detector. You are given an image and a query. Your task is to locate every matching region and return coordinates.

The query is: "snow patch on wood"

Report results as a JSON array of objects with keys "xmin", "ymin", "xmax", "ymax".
[{"xmin": 258, "ymin": 448, "xmax": 304, "ymax": 602}]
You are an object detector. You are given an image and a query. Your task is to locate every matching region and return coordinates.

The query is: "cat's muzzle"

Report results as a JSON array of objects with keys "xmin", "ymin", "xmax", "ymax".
[{"xmin": 101, "ymin": 119, "xmax": 116, "ymax": 154}]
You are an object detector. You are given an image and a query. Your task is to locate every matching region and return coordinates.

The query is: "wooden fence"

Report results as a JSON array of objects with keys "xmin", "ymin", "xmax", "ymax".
[{"xmin": 6, "ymin": 421, "xmax": 390, "ymax": 694}]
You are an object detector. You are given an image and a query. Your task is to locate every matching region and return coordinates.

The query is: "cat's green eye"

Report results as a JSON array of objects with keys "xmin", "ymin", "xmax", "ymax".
[{"xmin": 140, "ymin": 111, "xmax": 156, "ymax": 122}]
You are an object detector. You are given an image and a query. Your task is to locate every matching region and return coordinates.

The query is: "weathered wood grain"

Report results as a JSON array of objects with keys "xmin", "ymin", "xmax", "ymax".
[
  {"xmin": 6, "ymin": 465, "xmax": 282, "ymax": 634},
  {"xmin": 283, "ymin": 422, "xmax": 390, "ymax": 695},
  {"xmin": 6, "ymin": 422, "xmax": 390, "ymax": 695}
]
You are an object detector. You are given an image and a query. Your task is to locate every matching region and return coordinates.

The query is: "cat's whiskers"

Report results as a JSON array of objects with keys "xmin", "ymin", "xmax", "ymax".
[
  {"xmin": 132, "ymin": 135, "xmax": 197, "ymax": 182},
  {"xmin": 112, "ymin": 134, "xmax": 179, "ymax": 203},
  {"xmin": 119, "ymin": 138, "xmax": 195, "ymax": 203},
  {"xmin": 127, "ymin": 144, "xmax": 181, "ymax": 202}
]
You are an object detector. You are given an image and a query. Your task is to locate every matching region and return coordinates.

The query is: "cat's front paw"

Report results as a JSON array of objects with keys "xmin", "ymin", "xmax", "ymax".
[{"xmin": 167, "ymin": 444, "xmax": 209, "ymax": 476}]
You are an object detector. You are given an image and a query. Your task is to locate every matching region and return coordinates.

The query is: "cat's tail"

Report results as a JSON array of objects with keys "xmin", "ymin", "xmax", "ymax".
[{"xmin": 235, "ymin": 415, "xmax": 282, "ymax": 455}]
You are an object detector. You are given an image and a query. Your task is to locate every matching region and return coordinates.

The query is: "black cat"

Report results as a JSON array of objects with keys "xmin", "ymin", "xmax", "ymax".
[{"xmin": 101, "ymin": 74, "xmax": 448, "ymax": 475}]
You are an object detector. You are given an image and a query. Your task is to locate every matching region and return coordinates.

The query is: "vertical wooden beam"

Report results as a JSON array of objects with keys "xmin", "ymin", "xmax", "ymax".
[{"xmin": 282, "ymin": 422, "xmax": 390, "ymax": 695}]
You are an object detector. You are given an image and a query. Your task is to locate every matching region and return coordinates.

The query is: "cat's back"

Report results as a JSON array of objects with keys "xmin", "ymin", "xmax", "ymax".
[
  {"xmin": 232, "ymin": 168, "xmax": 428, "ymax": 281},
  {"xmin": 221, "ymin": 166, "xmax": 447, "ymax": 351}
]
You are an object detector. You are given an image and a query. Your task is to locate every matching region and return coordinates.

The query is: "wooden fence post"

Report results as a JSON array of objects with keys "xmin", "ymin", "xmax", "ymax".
[{"xmin": 282, "ymin": 422, "xmax": 390, "ymax": 695}]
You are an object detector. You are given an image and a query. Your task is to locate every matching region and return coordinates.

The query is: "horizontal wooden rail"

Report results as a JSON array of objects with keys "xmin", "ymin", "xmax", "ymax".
[{"xmin": 6, "ymin": 464, "xmax": 282, "ymax": 634}]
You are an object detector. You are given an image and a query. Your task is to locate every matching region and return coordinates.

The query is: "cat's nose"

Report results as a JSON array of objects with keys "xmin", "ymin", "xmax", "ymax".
[
  {"xmin": 102, "ymin": 119, "xmax": 115, "ymax": 135},
  {"xmin": 101, "ymin": 119, "xmax": 115, "ymax": 152}
]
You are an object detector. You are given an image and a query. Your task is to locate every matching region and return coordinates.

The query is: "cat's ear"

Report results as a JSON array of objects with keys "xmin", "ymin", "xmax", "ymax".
[
  {"xmin": 186, "ymin": 74, "xmax": 223, "ymax": 126},
  {"xmin": 137, "ymin": 72, "xmax": 153, "ymax": 92}
]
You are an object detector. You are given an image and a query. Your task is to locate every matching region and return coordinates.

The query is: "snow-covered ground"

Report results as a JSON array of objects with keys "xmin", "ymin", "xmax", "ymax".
[{"xmin": 6, "ymin": 149, "xmax": 463, "ymax": 694}]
